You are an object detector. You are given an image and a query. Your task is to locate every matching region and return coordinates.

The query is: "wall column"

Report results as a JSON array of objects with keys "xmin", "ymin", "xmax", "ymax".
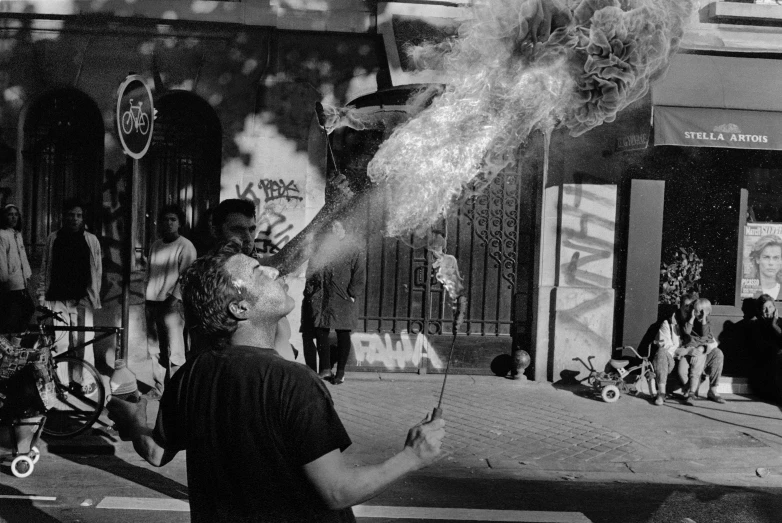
[{"xmin": 533, "ymin": 182, "xmax": 618, "ymax": 382}]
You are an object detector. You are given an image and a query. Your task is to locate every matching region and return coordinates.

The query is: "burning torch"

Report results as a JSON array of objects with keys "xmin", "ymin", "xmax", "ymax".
[{"xmin": 431, "ymin": 247, "xmax": 467, "ymax": 420}]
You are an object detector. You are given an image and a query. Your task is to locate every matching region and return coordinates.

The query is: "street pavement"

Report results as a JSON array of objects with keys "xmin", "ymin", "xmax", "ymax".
[
  {"xmin": 326, "ymin": 372, "xmax": 782, "ymax": 485},
  {"xmin": 5, "ymin": 369, "xmax": 782, "ymax": 522},
  {"xmin": 40, "ymin": 368, "xmax": 782, "ymax": 484}
]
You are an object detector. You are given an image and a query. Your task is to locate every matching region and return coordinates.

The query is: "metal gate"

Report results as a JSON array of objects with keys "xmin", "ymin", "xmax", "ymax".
[
  {"xmin": 141, "ymin": 91, "xmax": 221, "ymax": 257},
  {"xmin": 22, "ymin": 88, "xmax": 104, "ymax": 267},
  {"xmin": 355, "ymin": 169, "xmax": 525, "ymax": 373},
  {"xmin": 324, "ymin": 87, "xmax": 534, "ymax": 374}
]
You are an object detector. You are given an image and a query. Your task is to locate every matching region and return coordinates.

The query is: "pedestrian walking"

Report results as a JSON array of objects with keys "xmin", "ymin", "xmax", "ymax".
[
  {"xmin": 107, "ymin": 240, "xmax": 445, "ymax": 523},
  {"xmin": 144, "ymin": 204, "xmax": 197, "ymax": 399},
  {"xmin": 304, "ymin": 220, "xmax": 365, "ymax": 384},
  {"xmin": 37, "ymin": 198, "xmax": 102, "ymax": 391},
  {"xmin": 0, "ymin": 203, "xmax": 34, "ymax": 334}
]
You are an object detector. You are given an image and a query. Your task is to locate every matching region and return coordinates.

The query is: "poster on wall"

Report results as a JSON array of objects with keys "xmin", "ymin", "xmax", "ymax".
[{"xmin": 741, "ymin": 223, "xmax": 782, "ymax": 300}]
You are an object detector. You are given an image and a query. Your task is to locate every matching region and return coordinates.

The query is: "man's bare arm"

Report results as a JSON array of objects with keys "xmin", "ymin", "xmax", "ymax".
[
  {"xmin": 303, "ymin": 414, "xmax": 445, "ymax": 510},
  {"xmin": 107, "ymin": 397, "xmax": 179, "ymax": 467}
]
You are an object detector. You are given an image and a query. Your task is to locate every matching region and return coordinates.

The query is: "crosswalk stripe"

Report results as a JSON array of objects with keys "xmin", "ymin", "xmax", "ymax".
[
  {"xmin": 94, "ymin": 497, "xmax": 592, "ymax": 522},
  {"xmin": 96, "ymin": 497, "xmax": 190, "ymax": 511},
  {"xmin": 353, "ymin": 505, "xmax": 593, "ymax": 522},
  {"xmin": 0, "ymin": 495, "xmax": 57, "ymax": 501}
]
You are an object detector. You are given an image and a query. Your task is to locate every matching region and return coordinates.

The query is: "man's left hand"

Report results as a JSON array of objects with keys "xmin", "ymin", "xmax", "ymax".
[{"xmin": 107, "ymin": 397, "xmax": 149, "ymax": 441}]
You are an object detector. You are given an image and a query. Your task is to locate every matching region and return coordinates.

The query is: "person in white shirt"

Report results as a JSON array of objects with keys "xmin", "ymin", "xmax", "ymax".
[
  {"xmin": 0, "ymin": 203, "xmax": 34, "ymax": 333},
  {"xmin": 654, "ymin": 293, "xmax": 725, "ymax": 406},
  {"xmin": 144, "ymin": 205, "xmax": 197, "ymax": 398}
]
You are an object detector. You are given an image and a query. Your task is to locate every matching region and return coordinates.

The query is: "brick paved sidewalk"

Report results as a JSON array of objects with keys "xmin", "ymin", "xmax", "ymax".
[{"xmin": 328, "ymin": 373, "xmax": 782, "ymax": 478}]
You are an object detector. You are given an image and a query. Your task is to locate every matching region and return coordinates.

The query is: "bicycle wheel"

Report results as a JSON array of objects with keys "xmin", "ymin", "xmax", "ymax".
[
  {"xmin": 43, "ymin": 356, "xmax": 105, "ymax": 438},
  {"xmin": 121, "ymin": 111, "xmax": 134, "ymax": 135}
]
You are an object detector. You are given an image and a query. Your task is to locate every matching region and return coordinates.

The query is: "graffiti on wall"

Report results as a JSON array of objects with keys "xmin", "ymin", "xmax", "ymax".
[
  {"xmin": 351, "ymin": 332, "xmax": 444, "ymax": 370},
  {"xmin": 236, "ymin": 177, "xmax": 303, "ymax": 254},
  {"xmin": 258, "ymin": 178, "xmax": 303, "ymax": 203}
]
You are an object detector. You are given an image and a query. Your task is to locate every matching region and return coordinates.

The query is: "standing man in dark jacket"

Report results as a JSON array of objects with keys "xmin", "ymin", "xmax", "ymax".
[
  {"xmin": 37, "ymin": 198, "xmax": 102, "ymax": 390},
  {"xmin": 305, "ymin": 220, "xmax": 365, "ymax": 384}
]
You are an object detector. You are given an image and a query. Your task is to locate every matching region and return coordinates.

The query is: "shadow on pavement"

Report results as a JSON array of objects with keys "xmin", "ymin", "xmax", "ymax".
[
  {"xmin": 379, "ymin": 475, "xmax": 782, "ymax": 523},
  {"xmin": 664, "ymin": 404, "xmax": 782, "ymax": 441},
  {"xmin": 0, "ymin": 484, "xmax": 61, "ymax": 522},
  {"xmin": 45, "ymin": 430, "xmax": 188, "ymax": 500}
]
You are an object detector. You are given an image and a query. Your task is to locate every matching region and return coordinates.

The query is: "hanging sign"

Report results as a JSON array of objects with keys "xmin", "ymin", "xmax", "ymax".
[{"xmin": 116, "ymin": 75, "xmax": 154, "ymax": 159}]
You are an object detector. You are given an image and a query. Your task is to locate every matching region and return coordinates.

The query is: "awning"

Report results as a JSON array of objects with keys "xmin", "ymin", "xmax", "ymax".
[
  {"xmin": 652, "ymin": 54, "xmax": 782, "ymax": 151},
  {"xmin": 654, "ymin": 106, "xmax": 782, "ymax": 150}
]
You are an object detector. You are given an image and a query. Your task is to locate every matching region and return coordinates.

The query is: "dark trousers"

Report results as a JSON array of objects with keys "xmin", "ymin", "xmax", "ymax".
[{"xmin": 313, "ymin": 328, "xmax": 351, "ymax": 376}]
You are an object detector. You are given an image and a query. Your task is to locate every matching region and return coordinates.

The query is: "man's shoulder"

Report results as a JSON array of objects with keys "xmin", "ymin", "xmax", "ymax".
[
  {"xmin": 177, "ymin": 235, "xmax": 196, "ymax": 248},
  {"xmin": 83, "ymin": 230, "xmax": 100, "ymax": 243}
]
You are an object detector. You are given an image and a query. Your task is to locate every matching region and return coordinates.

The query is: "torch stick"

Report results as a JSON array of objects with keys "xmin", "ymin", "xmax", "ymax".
[{"xmin": 433, "ymin": 295, "xmax": 467, "ymax": 420}]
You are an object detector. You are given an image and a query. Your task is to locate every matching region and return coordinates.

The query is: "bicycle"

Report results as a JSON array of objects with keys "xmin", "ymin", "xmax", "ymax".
[
  {"xmin": 10, "ymin": 307, "xmax": 121, "ymax": 438},
  {"xmin": 121, "ymin": 99, "xmax": 150, "ymax": 135}
]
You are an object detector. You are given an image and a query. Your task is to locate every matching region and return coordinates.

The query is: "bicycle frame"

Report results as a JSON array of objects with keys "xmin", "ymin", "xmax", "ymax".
[{"xmin": 40, "ymin": 325, "xmax": 122, "ymax": 360}]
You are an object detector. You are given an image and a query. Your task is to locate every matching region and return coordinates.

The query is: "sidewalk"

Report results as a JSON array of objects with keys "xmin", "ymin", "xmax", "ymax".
[
  {"xmin": 326, "ymin": 372, "xmax": 782, "ymax": 485},
  {"xmin": 52, "ymin": 368, "xmax": 782, "ymax": 487}
]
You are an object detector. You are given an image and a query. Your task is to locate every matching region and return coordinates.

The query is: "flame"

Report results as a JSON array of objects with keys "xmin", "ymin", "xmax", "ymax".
[{"xmin": 365, "ymin": 0, "xmax": 693, "ymax": 238}]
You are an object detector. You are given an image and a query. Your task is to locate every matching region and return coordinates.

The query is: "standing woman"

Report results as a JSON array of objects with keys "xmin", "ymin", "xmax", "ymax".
[
  {"xmin": 312, "ymin": 220, "xmax": 365, "ymax": 384},
  {"xmin": 0, "ymin": 204, "xmax": 34, "ymax": 334}
]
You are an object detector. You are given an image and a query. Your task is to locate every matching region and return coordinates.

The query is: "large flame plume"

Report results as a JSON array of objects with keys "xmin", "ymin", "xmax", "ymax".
[{"xmin": 367, "ymin": 0, "xmax": 693, "ymax": 239}]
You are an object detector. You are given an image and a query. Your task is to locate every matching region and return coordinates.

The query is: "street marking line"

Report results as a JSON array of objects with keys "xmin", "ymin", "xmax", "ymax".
[
  {"xmin": 96, "ymin": 497, "xmax": 190, "ymax": 511},
  {"xmin": 0, "ymin": 495, "xmax": 57, "ymax": 501},
  {"xmin": 94, "ymin": 497, "xmax": 592, "ymax": 522},
  {"xmin": 353, "ymin": 505, "xmax": 593, "ymax": 522}
]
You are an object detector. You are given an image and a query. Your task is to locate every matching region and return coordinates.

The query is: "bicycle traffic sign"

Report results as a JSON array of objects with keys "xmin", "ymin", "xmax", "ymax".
[{"xmin": 116, "ymin": 74, "xmax": 154, "ymax": 159}]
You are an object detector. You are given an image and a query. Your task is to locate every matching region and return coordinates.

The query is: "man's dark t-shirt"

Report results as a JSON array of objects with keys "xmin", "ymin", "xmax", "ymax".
[{"xmin": 153, "ymin": 345, "xmax": 355, "ymax": 522}]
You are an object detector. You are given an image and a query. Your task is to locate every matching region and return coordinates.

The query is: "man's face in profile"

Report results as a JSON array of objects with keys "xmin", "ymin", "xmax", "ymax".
[
  {"xmin": 225, "ymin": 254, "xmax": 294, "ymax": 321},
  {"xmin": 219, "ymin": 213, "xmax": 256, "ymax": 256}
]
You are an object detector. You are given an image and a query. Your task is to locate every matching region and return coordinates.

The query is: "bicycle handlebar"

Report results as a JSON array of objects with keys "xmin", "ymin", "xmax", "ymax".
[{"xmin": 35, "ymin": 305, "xmax": 67, "ymax": 323}]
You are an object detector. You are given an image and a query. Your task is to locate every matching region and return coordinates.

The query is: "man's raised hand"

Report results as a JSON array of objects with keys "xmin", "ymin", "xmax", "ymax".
[{"xmin": 404, "ymin": 412, "xmax": 445, "ymax": 467}]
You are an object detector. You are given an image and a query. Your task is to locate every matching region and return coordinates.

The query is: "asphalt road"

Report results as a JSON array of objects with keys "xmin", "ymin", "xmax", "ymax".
[{"xmin": 2, "ymin": 449, "xmax": 782, "ymax": 523}]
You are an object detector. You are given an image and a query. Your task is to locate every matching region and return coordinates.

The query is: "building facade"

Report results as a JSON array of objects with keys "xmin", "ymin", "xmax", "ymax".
[{"xmin": 0, "ymin": 0, "xmax": 780, "ymax": 380}]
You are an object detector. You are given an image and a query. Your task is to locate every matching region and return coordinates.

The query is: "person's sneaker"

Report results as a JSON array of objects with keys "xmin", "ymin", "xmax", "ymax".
[
  {"xmin": 81, "ymin": 382, "xmax": 98, "ymax": 395},
  {"xmin": 654, "ymin": 393, "xmax": 665, "ymax": 406},
  {"xmin": 707, "ymin": 390, "xmax": 726, "ymax": 404},
  {"xmin": 318, "ymin": 371, "xmax": 334, "ymax": 383},
  {"xmin": 681, "ymin": 393, "xmax": 696, "ymax": 406},
  {"xmin": 333, "ymin": 373, "xmax": 345, "ymax": 385}
]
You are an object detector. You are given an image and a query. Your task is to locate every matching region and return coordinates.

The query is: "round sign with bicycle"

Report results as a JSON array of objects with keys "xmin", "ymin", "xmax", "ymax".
[{"xmin": 116, "ymin": 74, "xmax": 154, "ymax": 159}]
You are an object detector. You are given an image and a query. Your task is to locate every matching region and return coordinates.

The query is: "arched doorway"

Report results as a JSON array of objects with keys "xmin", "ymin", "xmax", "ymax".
[
  {"xmin": 141, "ymin": 90, "xmax": 221, "ymax": 254},
  {"xmin": 22, "ymin": 88, "xmax": 104, "ymax": 265}
]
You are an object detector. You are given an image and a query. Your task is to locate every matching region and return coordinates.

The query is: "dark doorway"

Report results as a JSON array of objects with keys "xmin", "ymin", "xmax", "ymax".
[
  {"xmin": 142, "ymin": 90, "xmax": 221, "ymax": 253},
  {"xmin": 22, "ymin": 88, "xmax": 104, "ymax": 266}
]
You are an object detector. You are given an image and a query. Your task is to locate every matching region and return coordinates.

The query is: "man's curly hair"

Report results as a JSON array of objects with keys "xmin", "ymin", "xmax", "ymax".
[{"xmin": 180, "ymin": 240, "xmax": 247, "ymax": 348}]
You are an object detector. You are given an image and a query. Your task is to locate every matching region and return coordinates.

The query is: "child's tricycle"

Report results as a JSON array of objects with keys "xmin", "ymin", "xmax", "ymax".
[
  {"xmin": 574, "ymin": 346, "xmax": 657, "ymax": 403},
  {"xmin": 0, "ymin": 335, "xmax": 51, "ymax": 478}
]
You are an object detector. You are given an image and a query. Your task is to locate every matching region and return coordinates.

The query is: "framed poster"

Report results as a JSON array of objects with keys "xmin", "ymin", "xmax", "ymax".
[{"xmin": 741, "ymin": 223, "xmax": 782, "ymax": 300}]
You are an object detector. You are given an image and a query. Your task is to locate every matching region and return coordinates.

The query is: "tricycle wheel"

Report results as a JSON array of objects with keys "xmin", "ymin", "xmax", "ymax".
[
  {"xmin": 11, "ymin": 455, "xmax": 34, "ymax": 478},
  {"xmin": 601, "ymin": 384, "xmax": 620, "ymax": 403},
  {"xmin": 30, "ymin": 446, "xmax": 40, "ymax": 465}
]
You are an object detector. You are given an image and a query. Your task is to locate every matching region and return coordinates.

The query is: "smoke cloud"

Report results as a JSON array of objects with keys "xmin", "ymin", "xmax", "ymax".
[{"xmin": 367, "ymin": 0, "xmax": 693, "ymax": 238}]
